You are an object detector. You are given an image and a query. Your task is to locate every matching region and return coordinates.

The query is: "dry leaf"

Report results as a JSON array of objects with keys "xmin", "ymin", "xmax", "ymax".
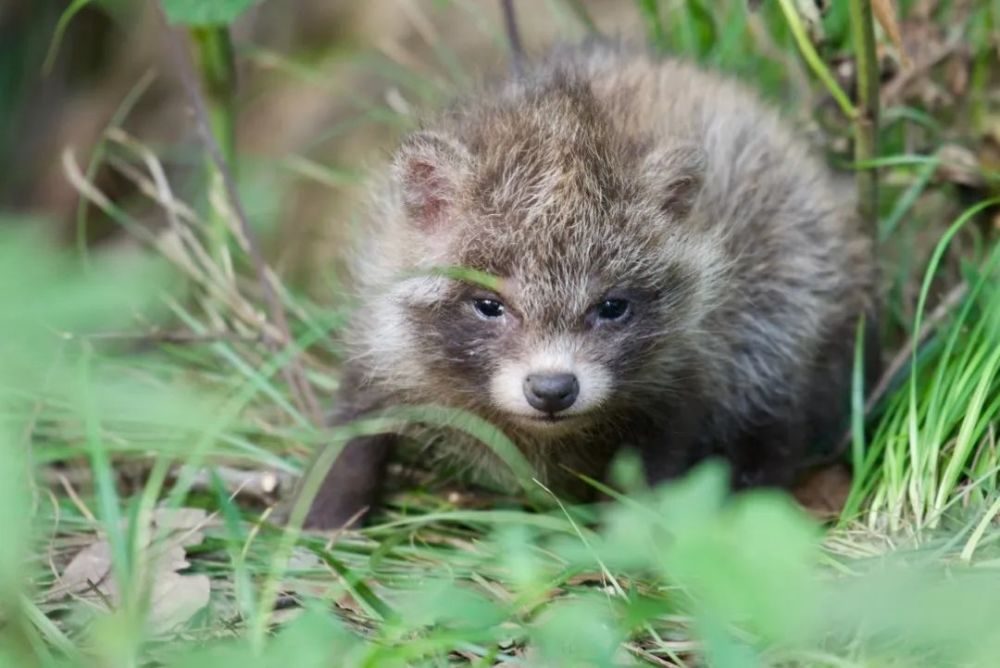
[
  {"xmin": 151, "ymin": 507, "xmax": 208, "ymax": 547},
  {"xmin": 873, "ymin": 0, "xmax": 912, "ymax": 68},
  {"xmin": 147, "ymin": 568, "xmax": 211, "ymax": 634},
  {"xmin": 944, "ymin": 52, "xmax": 970, "ymax": 97},
  {"xmin": 47, "ymin": 506, "xmax": 211, "ymax": 634},
  {"xmin": 935, "ymin": 144, "xmax": 986, "ymax": 188},
  {"xmin": 980, "ymin": 127, "xmax": 1000, "ymax": 176},
  {"xmin": 52, "ymin": 541, "xmax": 115, "ymax": 601}
]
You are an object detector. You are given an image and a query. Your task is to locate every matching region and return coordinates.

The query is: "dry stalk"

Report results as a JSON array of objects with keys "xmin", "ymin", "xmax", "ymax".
[{"xmin": 154, "ymin": 2, "xmax": 322, "ymax": 425}]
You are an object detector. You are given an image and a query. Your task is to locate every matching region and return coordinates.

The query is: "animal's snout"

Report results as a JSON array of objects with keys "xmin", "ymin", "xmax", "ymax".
[{"xmin": 523, "ymin": 373, "xmax": 579, "ymax": 414}]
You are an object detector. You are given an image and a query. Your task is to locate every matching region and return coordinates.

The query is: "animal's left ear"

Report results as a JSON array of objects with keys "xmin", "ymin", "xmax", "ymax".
[
  {"xmin": 641, "ymin": 143, "xmax": 706, "ymax": 219},
  {"xmin": 393, "ymin": 130, "xmax": 471, "ymax": 232}
]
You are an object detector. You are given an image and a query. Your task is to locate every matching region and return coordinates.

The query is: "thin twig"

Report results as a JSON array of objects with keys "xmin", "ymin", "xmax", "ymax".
[
  {"xmin": 154, "ymin": 2, "xmax": 322, "ymax": 426},
  {"xmin": 81, "ymin": 330, "xmax": 263, "ymax": 345},
  {"xmin": 173, "ymin": 465, "xmax": 292, "ymax": 503},
  {"xmin": 499, "ymin": 0, "xmax": 524, "ymax": 76}
]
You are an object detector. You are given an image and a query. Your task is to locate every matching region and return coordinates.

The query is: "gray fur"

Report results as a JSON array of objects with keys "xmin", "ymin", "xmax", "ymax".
[{"xmin": 302, "ymin": 43, "xmax": 877, "ymax": 529}]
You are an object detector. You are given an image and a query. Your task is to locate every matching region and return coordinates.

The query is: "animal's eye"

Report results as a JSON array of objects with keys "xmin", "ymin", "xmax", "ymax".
[
  {"xmin": 595, "ymin": 298, "xmax": 631, "ymax": 321},
  {"xmin": 473, "ymin": 298, "xmax": 506, "ymax": 319}
]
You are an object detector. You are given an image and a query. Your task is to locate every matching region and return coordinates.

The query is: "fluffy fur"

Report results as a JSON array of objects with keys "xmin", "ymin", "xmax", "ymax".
[{"xmin": 301, "ymin": 42, "xmax": 877, "ymax": 529}]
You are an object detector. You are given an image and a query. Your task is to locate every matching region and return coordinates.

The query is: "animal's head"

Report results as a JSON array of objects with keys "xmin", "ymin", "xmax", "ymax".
[{"xmin": 362, "ymin": 80, "xmax": 722, "ymax": 433}]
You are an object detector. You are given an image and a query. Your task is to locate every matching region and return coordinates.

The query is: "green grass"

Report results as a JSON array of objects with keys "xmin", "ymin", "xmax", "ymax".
[{"xmin": 2, "ymin": 0, "xmax": 1000, "ymax": 666}]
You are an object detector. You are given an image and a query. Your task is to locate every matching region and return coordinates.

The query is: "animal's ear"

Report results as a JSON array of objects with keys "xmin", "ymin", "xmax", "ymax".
[
  {"xmin": 393, "ymin": 131, "xmax": 470, "ymax": 231},
  {"xmin": 642, "ymin": 143, "xmax": 706, "ymax": 219}
]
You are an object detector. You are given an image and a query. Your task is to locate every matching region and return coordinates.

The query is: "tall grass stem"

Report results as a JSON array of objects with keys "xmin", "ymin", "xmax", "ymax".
[
  {"xmin": 848, "ymin": 0, "xmax": 881, "ymax": 233},
  {"xmin": 776, "ymin": 0, "xmax": 856, "ymax": 118}
]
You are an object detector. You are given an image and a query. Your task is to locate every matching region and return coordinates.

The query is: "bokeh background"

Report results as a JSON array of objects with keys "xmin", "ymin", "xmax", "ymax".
[
  {"xmin": 2, "ymin": 1, "xmax": 651, "ymax": 287},
  {"xmin": 2, "ymin": 2, "xmax": 1000, "ymax": 666}
]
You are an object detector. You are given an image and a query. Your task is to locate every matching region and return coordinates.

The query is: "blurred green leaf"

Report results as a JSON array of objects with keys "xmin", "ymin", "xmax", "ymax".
[
  {"xmin": 562, "ymin": 462, "xmax": 821, "ymax": 652},
  {"xmin": 165, "ymin": 606, "xmax": 358, "ymax": 668},
  {"xmin": 653, "ymin": 459, "xmax": 730, "ymax": 534},
  {"xmin": 662, "ymin": 489, "xmax": 821, "ymax": 644},
  {"xmin": 679, "ymin": 0, "xmax": 718, "ymax": 57},
  {"xmin": 699, "ymin": 615, "xmax": 762, "ymax": 668},
  {"xmin": 0, "ymin": 421, "xmax": 30, "ymax": 602},
  {"xmin": 495, "ymin": 524, "xmax": 546, "ymax": 592},
  {"xmin": 532, "ymin": 597, "xmax": 623, "ymax": 668},
  {"xmin": 161, "ymin": 0, "xmax": 262, "ymax": 27},
  {"xmin": 0, "ymin": 220, "xmax": 169, "ymax": 347},
  {"xmin": 395, "ymin": 578, "xmax": 506, "ymax": 634},
  {"xmin": 0, "ymin": 218, "xmax": 170, "ymax": 601},
  {"xmin": 826, "ymin": 566, "xmax": 1000, "ymax": 665}
]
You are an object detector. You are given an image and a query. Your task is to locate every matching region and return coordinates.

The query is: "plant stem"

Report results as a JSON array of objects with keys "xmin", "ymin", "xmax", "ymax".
[
  {"xmin": 636, "ymin": 0, "xmax": 668, "ymax": 52},
  {"xmin": 190, "ymin": 27, "xmax": 236, "ymax": 167},
  {"xmin": 849, "ymin": 0, "xmax": 880, "ymax": 233},
  {"xmin": 158, "ymin": 4, "xmax": 323, "ymax": 426},
  {"xmin": 565, "ymin": 0, "xmax": 598, "ymax": 33},
  {"xmin": 776, "ymin": 0, "xmax": 856, "ymax": 119},
  {"xmin": 190, "ymin": 26, "xmax": 237, "ymax": 260}
]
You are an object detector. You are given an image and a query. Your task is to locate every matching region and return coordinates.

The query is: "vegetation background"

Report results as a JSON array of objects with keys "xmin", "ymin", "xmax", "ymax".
[{"xmin": 1, "ymin": 0, "xmax": 998, "ymax": 666}]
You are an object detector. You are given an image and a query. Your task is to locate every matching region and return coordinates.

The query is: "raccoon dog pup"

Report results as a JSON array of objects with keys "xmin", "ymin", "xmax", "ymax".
[{"xmin": 302, "ymin": 42, "xmax": 877, "ymax": 529}]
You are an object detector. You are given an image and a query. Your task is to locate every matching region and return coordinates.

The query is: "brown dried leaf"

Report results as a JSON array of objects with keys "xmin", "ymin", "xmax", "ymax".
[
  {"xmin": 146, "ymin": 563, "xmax": 211, "ymax": 635},
  {"xmin": 944, "ymin": 52, "xmax": 970, "ymax": 97},
  {"xmin": 978, "ymin": 120, "xmax": 1000, "ymax": 176},
  {"xmin": 935, "ymin": 144, "xmax": 986, "ymax": 188},
  {"xmin": 46, "ymin": 507, "xmax": 211, "ymax": 634},
  {"xmin": 50, "ymin": 541, "xmax": 115, "ymax": 601},
  {"xmin": 151, "ymin": 507, "xmax": 208, "ymax": 548},
  {"xmin": 873, "ymin": 0, "xmax": 911, "ymax": 68}
]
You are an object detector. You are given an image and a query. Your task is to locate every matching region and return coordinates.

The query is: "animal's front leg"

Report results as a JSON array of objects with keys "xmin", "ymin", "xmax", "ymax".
[
  {"xmin": 297, "ymin": 365, "xmax": 396, "ymax": 530},
  {"xmin": 633, "ymin": 401, "xmax": 709, "ymax": 486},
  {"xmin": 302, "ymin": 432, "xmax": 395, "ymax": 529},
  {"xmin": 725, "ymin": 416, "xmax": 806, "ymax": 491}
]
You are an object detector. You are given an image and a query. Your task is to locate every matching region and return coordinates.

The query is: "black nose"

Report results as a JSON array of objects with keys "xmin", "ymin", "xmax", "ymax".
[{"xmin": 523, "ymin": 373, "xmax": 579, "ymax": 414}]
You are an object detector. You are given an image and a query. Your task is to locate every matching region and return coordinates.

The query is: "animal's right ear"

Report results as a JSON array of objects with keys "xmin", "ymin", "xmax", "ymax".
[
  {"xmin": 393, "ymin": 131, "xmax": 470, "ymax": 231},
  {"xmin": 641, "ymin": 143, "xmax": 706, "ymax": 220}
]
